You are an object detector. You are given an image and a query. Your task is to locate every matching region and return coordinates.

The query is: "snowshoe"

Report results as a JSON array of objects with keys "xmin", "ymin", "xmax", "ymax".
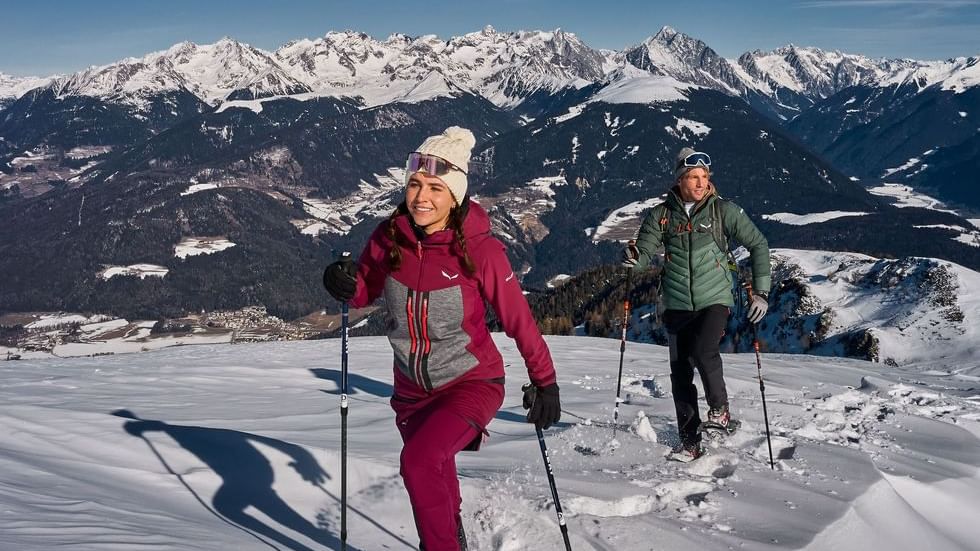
[
  {"xmin": 666, "ymin": 442, "xmax": 705, "ymax": 463},
  {"xmin": 699, "ymin": 418, "xmax": 741, "ymax": 438}
]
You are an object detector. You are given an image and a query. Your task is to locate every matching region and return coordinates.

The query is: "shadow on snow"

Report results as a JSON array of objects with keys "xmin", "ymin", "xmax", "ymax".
[{"xmin": 112, "ymin": 409, "xmax": 359, "ymax": 551}]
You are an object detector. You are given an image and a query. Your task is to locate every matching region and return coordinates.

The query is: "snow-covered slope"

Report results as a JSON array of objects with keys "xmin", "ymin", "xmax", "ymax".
[
  {"xmin": 0, "ymin": 336, "xmax": 977, "ymax": 550},
  {"xmin": 610, "ymin": 246, "xmax": 980, "ymax": 366},
  {"xmin": 0, "ymin": 72, "xmax": 57, "ymax": 105},
  {"xmin": 878, "ymin": 56, "xmax": 980, "ymax": 94},
  {"xmin": 761, "ymin": 249, "xmax": 980, "ymax": 365}
]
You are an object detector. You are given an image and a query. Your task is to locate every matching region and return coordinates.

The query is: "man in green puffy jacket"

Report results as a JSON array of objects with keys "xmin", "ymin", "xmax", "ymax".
[{"xmin": 623, "ymin": 146, "xmax": 771, "ymax": 461}]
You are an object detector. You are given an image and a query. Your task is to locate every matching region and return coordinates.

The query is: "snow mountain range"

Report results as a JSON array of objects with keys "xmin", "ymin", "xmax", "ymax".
[
  {"xmin": 3, "ymin": 26, "xmax": 978, "ymax": 114},
  {"xmin": 1, "ymin": 25, "xmax": 978, "ymax": 335}
]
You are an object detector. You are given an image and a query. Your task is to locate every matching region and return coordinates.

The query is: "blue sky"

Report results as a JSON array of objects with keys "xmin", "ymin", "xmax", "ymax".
[{"xmin": 2, "ymin": 0, "xmax": 979, "ymax": 76}]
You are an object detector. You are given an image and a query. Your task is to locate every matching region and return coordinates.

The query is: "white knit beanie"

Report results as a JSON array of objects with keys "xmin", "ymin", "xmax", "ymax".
[{"xmin": 411, "ymin": 126, "xmax": 476, "ymax": 205}]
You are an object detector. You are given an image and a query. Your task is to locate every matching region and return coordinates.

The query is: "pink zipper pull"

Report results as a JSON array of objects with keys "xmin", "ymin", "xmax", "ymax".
[{"xmin": 416, "ymin": 241, "xmax": 423, "ymax": 259}]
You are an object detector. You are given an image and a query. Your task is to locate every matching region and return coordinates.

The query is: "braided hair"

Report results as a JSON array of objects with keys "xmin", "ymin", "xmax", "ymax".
[{"xmin": 385, "ymin": 199, "xmax": 476, "ymax": 274}]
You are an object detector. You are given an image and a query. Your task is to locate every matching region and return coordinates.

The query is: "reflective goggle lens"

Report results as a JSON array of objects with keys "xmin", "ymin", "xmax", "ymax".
[
  {"xmin": 681, "ymin": 152, "xmax": 711, "ymax": 168},
  {"xmin": 406, "ymin": 152, "xmax": 464, "ymax": 176}
]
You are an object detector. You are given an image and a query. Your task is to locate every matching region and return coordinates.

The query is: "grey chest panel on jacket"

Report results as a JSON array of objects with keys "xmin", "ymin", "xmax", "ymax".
[{"xmin": 383, "ymin": 277, "xmax": 477, "ymax": 391}]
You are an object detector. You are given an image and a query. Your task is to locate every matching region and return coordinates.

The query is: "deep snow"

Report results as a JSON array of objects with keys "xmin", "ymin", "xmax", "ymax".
[{"xmin": 1, "ymin": 334, "xmax": 978, "ymax": 550}]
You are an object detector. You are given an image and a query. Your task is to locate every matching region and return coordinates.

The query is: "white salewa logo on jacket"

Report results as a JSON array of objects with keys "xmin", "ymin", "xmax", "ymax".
[{"xmin": 441, "ymin": 270, "xmax": 459, "ymax": 280}]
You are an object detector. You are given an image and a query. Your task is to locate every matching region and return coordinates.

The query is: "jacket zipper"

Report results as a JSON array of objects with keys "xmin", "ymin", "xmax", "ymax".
[
  {"xmin": 687, "ymin": 229, "xmax": 695, "ymax": 309},
  {"xmin": 414, "ymin": 239, "xmax": 431, "ymax": 392},
  {"xmin": 685, "ymin": 197, "xmax": 712, "ymax": 309},
  {"xmin": 406, "ymin": 293, "xmax": 420, "ymax": 383}
]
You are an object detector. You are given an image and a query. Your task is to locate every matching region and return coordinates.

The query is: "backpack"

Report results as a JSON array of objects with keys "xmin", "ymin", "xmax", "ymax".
[{"xmin": 650, "ymin": 196, "xmax": 738, "ymax": 270}]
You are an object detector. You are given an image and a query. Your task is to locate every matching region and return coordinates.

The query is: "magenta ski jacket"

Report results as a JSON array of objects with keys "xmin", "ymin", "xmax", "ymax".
[{"xmin": 350, "ymin": 200, "xmax": 556, "ymax": 400}]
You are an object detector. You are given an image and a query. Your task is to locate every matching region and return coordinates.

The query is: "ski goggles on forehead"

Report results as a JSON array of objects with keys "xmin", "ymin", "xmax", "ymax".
[
  {"xmin": 679, "ymin": 151, "xmax": 711, "ymax": 168},
  {"xmin": 406, "ymin": 152, "xmax": 466, "ymax": 176}
]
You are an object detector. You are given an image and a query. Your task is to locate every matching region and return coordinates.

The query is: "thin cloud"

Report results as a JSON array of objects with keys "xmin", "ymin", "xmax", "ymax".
[
  {"xmin": 799, "ymin": 0, "xmax": 980, "ymax": 7},
  {"xmin": 813, "ymin": 23, "xmax": 980, "ymax": 58}
]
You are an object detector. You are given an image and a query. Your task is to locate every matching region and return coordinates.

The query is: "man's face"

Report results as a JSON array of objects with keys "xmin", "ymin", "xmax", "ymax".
[{"xmin": 677, "ymin": 167, "xmax": 710, "ymax": 202}]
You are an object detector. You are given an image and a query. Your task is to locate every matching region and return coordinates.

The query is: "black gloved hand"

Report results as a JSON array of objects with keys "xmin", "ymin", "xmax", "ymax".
[
  {"xmin": 322, "ymin": 254, "xmax": 357, "ymax": 302},
  {"xmin": 522, "ymin": 382, "xmax": 561, "ymax": 430}
]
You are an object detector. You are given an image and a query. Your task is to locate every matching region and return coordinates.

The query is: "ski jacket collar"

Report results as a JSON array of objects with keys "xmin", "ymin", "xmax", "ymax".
[
  {"xmin": 392, "ymin": 199, "xmax": 493, "ymax": 249},
  {"xmin": 667, "ymin": 183, "xmax": 718, "ymax": 216}
]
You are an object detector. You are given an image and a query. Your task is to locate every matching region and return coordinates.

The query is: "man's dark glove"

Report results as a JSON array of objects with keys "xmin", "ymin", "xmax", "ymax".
[
  {"xmin": 621, "ymin": 240, "xmax": 640, "ymax": 268},
  {"xmin": 747, "ymin": 292, "xmax": 769, "ymax": 324},
  {"xmin": 522, "ymin": 382, "xmax": 561, "ymax": 430},
  {"xmin": 322, "ymin": 255, "xmax": 357, "ymax": 302}
]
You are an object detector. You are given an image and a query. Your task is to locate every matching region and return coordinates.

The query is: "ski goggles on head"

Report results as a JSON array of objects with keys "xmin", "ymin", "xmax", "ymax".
[
  {"xmin": 406, "ymin": 152, "xmax": 466, "ymax": 177},
  {"xmin": 679, "ymin": 151, "xmax": 711, "ymax": 169}
]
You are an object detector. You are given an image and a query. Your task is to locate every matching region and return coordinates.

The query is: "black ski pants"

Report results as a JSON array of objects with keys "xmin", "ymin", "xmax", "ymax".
[{"xmin": 663, "ymin": 304, "xmax": 730, "ymax": 445}]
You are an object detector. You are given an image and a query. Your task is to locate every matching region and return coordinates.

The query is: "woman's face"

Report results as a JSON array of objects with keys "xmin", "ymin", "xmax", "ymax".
[{"xmin": 406, "ymin": 172, "xmax": 455, "ymax": 234}]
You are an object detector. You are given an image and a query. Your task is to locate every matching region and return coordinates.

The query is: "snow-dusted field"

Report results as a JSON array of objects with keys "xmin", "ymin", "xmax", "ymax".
[{"xmin": 1, "ymin": 335, "xmax": 978, "ymax": 550}]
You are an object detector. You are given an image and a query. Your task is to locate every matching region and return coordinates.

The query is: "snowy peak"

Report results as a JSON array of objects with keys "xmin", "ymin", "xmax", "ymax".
[
  {"xmin": 51, "ymin": 57, "xmax": 191, "ymax": 108},
  {"xmin": 735, "ymin": 45, "xmax": 897, "ymax": 97},
  {"xmin": 623, "ymin": 26, "xmax": 745, "ymax": 95},
  {"xmin": 733, "ymin": 46, "xmax": 980, "ymax": 98},
  {"xmin": 272, "ymin": 27, "xmax": 614, "ymax": 107},
  {"xmin": 273, "ymin": 31, "xmax": 469, "ymax": 106},
  {"xmin": 148, "ymin": 38, "xmax": 291, "ymax": 104},
  {"xmin": 878, "ymin": 55, "xmax": 980, "ymax": 93},
  {"xmin": 443, "ymin": 27, "xmax": 613, "ymax": 106},
  {"xmin": 46, "ymin": 37, "xmax": 296, "ymax": 107},
  {"xmin": 0, "ymin": 72, "xmax": 57, "ymax": 101}
]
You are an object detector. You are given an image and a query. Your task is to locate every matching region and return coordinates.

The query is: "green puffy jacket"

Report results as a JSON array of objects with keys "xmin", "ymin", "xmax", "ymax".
[{"xmin": 632, "ymin": 184, "xmax": 770, "ymax": 311}]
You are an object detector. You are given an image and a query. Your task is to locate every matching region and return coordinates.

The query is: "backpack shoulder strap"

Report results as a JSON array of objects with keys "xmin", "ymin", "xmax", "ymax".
[
  {"xmin": 710, "ymin": 197, "xmax": 728, "ymax": 253},
  {"xmin": 711, "ymin": 197, "xmax": 742, "ymax": 270},
  {"xmin": 654, "ymin": 203, "xmax": 670, "ymax": 235}
]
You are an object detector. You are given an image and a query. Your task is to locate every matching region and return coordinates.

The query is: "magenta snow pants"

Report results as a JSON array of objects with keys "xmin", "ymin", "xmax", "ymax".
[{"xmin": 393, "ymin": 378, "xmax": 504, "ymax": 551}]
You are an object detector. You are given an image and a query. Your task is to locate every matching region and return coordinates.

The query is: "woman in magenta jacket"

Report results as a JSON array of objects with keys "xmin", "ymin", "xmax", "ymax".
[{"xmin": 323, "ymin": 126, "xmax": 561, "ymax": 551}]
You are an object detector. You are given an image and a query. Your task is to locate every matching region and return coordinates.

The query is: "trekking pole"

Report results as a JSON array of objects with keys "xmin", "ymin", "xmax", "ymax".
[
  {"xmin": 339, "ymin": 253, "xmax": 352, "ymax": 550},
  {"xmin": 752, "ymin": 324, "xmax": 775, "ymax": 470},
  {"xmin": 536, "ymin": 426, "xmax": 573, "ymax": 551},
  {"xmin": 612, "ymin": 267, "xmax": 633, "ymax": 434},
  {"xmin": 523, "ymin": 384, "xmax": 573, "ymax": 550},
  {"xmin": 746, "ymin": 283, "xmax": 775, "ymax": 470}
]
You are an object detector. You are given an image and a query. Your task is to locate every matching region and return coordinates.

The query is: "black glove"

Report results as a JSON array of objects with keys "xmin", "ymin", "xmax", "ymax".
[
  {"xmin": 621, "ymin": 240, "xmax": 639, "ymax": 268},
  {"xmin": 322, "ymin": 255, "xmax": 357, "ymax": 302},
  {"xmin": 522, "ymin": 383, "xmax": 561, "ymax": 430}
]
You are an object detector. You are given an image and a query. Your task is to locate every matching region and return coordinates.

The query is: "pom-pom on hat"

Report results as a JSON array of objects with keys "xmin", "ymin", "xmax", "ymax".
[{"xmin": 410, "ymin": 126, "xmax": 476, "ymax": 205}]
